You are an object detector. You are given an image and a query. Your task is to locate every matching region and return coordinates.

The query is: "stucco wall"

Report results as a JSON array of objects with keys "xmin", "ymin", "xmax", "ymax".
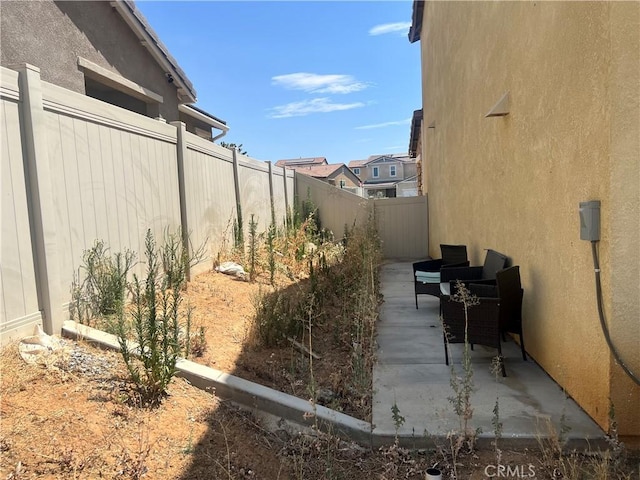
[
  {"xmin": 0, "ymin": 0, "xmax": 180, "ymax": 120},
  {"xmin": 607, "ymin": 2, "xmax": 640, "ymax": 442},
  {"xmin": 420, "ymin": 1, "xmax": 639, "ymax": 437},
  {"xmin": 333, "ymin": 170, "xmax": 360, "ymax": 188}
]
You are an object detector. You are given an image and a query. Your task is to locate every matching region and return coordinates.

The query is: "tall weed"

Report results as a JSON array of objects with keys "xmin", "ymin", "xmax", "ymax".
[
  {"xmin": 117, "ymin": 230, "xmax": 184, "ymax": 405},
  {"xmin": 160, "ymin": 227, "xmax": 206, "ymax": 290},
  {"xmin": 70, "ymin": 240, "xmax": 136, "ymax": 327}
]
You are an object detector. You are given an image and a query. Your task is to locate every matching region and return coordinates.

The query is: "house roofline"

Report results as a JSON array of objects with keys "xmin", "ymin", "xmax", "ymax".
[
  {"xmin": 409, "ymin": 109, "xmax": 423, "ymax": 158},
  {"xmin": 408, "ymin": 0, "xmax": 424, "ymax": 43},
  {"xmin": 111, "ymin": 0, "xmax": 197, "ymax": 103},
  {"xmin": 179, "ymin": 104, "xmax": 228, "ymax": 133}
]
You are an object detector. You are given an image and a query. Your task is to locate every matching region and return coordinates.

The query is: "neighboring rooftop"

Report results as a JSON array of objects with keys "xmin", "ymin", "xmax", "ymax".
[
  {"xmin": 348, "ymin": 159, "xmax": 368, "ymax": 169},
  {"xmin": 275, "ymin": 157, "xmax": 328, "ymax": 168},
  {"xmin": 349, "ymin": 154, "xmax": 413, "ymax": 168},
  {"xmin": 367, "ymin": 153, "xmax": 412, "ymax": 162},
  {"xmin": 292, "ymin": 164, "xmax": 344, "ymax": 178}
]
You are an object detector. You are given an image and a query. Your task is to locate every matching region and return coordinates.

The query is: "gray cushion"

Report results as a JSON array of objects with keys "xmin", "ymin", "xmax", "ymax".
[{"xmin": 415, "ymin": 271, "xmax": 441, "ymax": 283}]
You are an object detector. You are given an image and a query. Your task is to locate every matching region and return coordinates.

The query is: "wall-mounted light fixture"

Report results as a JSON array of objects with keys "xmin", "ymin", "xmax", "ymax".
[
  {"xmin": 485, "ymin": 91, "xmax": 510, "ymax": 117},
  {"xmin": 428, "ymin": 120, "xmax": 436, "ymax": 129}
]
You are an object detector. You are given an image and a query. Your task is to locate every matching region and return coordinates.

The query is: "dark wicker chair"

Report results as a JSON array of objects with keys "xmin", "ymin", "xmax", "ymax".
[
  {"xmin": 440, "ymin": 265, "xmax": 525, "ymax": 377},
  {"xmin": 412, "ymin": 244, "xmax": 468, "ymax": 309},
  {"xmin": 439, "ymin": 249, "xmax": 508, "ymax": 296},
  {"xmin": 495, "ymin": 266, "xmax": 526, "ymax": 362},
  {"xmin": 441, "ymin": 281, "xmax": 505, "ymax": 376}
]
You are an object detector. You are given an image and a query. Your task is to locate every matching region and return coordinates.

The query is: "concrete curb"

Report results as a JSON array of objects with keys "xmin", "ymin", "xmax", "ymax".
[
  {"xmin": 62, "ymin": 321, "xmax": 373, "ymax": 445},
  {"xmin": 62, "ymin": 321, "xmax": 606, "ymax": 450}
]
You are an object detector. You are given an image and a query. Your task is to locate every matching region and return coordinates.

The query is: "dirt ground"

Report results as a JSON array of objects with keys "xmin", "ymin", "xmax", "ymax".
[{"xmin": 2, "ymin": 269, "xmax": 638, "ymax": 479}]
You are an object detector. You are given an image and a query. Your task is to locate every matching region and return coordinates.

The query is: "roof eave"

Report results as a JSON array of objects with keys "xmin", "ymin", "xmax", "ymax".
[
  {"xmin": 179, "ymin": 104, "xmax": 228, "ymax": 132},
  {"xmin": 409, "ymin": 109, "xmax": 423, "ymax": 157},
  {"xmin": 408, "ymin": 0, "xmax": 424, "ymax": 43},
  {"xmin": 112, "ymin": 0, "xmax": 197, "ymax": 103}
]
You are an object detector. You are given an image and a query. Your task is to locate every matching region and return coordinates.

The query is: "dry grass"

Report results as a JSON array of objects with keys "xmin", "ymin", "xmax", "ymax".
[{"xmin": 3, "ymin": 217, "xmax": 638, "ymax": 479}]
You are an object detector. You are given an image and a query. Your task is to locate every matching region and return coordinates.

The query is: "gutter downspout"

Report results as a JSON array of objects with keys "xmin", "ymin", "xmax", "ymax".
[
  {"xmin": 178, "ymin": 103, "xmax": 229, "ymax": 141},
  {"xmin": 212, "ymin": 129, "xmax": 228, "ymax": 142}
]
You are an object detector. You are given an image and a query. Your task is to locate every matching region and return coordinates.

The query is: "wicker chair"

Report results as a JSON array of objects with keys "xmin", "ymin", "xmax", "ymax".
[
  {"xmin": 440, "ymin": 265, "xmax": 525, "ymax": 377},
  {"xmin": 439, "ymin": 249, "xmax": 508, "ymax": 296},
  {"xmin": 441, "ymin": 281, "xmax": 505, "ymax": 375},
  {"xmin": 495, "ymin": 266, "xmax": 526, "ymax": 362},
  {"xmin": 412, "ymin": 244, "xmax": 468, "ymax": 309}
]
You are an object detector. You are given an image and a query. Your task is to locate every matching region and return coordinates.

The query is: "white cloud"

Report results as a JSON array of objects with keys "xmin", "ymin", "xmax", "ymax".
[
  {"xmin": 355, "ymin": 118, "xmax": 411, "ymax": 130},
  {"xmin": 272, "ymin": 73, "xmax": 368, "ymax": 94},
  {"xmin": 269, "ymin": 98, "xmax": 365, "ymax": 118},
  {"xmin": 369, "ymin": 22, "xmax": 412, "ymax": 36}
]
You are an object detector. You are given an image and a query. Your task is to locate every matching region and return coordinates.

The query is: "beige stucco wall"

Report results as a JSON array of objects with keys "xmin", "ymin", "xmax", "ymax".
[
  {"xmin": 0, "ymin": 0, "xmax": 181, "ymax": 120},
  {"xmin": 420, "ymin": 1, "xmax": 639, "ymax": 438},
  {"xmin": 332, "ymin": 170, "xmax": 360, "ymax": 189}
]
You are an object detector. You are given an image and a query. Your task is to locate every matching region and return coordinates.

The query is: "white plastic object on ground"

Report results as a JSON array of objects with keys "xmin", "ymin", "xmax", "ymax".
[
  {"xmin": 215, "ymin": 261, "xmax": 247, "ymax": 278},
  {"xmin": 18, "ymin": 325, "xmax": 67, "ymax": 365}
]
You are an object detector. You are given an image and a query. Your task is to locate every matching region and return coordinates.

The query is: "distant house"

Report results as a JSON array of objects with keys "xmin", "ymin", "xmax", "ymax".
[
  {"xmin": 276, "ymin": 158, "xmax": 362, "ymax": 195},
  {"xmin": 348, "ymin": 153, "xmax": 418, "ymax": 198},
  {"xmin": 0, "ymin": 0, "xmax": 227, "ymax": 140},
  {"xmin": 275, "ymin": 157, "xmax": 329, "ymax": 168}
]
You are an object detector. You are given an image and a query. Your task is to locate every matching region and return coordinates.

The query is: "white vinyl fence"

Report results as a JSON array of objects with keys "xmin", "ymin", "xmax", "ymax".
[
  {"xmin": 296, "ymin": 174, "xmax": 428, "ymax": 260},
  {"xmin": 1, "ymin": 64, "xmax": 294, "ymax": 344}
]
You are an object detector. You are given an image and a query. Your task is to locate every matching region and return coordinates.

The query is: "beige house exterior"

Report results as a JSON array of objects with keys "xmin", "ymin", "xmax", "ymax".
[
  {"xmin": 0, "ymin": 0, "xmax": 227, "ymax": 140},
  {"xmin": 410, "ymin": 1, "xmax": 639, "ymax": 443},
  {"xmin": 349, "ymin": 154, "xmax": 418, "ymax": 198}
]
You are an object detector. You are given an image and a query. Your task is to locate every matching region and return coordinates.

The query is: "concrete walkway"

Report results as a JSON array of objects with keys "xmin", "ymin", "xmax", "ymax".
[{"xmin": 372, "ymin": 261, "xmax": 605, "ymax": 448}]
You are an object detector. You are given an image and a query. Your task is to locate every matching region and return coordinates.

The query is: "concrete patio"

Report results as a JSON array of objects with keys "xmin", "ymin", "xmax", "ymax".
[
  {"xmin": 372, "ymin": 261, "xmax": 606, "ymax": 448},
  {"xmin": 62, "ymin": 260, "xmax": 608, "ymax": 450}
]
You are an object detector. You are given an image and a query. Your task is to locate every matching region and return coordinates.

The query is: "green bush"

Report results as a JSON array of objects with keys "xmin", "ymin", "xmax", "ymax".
[
  {"xmin": 252, "ymin": 288, "xmax": 305, "ymax": 347},
  {"xmin": 117, "ymin": 230, "xmax": 184, "ymax": 405},
  {"xmin": 70, "ymin": 240, "xmax": 136, "ymax": 326},
  {"xmin": 160, "ymin": 227, "xmax": 206, "ymax": 290}
]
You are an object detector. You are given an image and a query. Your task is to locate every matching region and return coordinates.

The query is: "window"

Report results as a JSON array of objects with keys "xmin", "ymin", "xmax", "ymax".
[
  {"xmin": 353, "ymin": 168, "xmax": 360, "ymax": 175},
  {"xmin": 390, "ymin": 165, "xmax": 397, "ymax": 177},
  {"xmin": 84, "ymin": 77, "xmax": 148, "ymax": 115},
  {"xmin": 78, "ymin": 57, "xmax": 162, "ymax": 118},
  {"xmin": 372, "ymin": 166, "xmax": 379, "ymax": 178}
]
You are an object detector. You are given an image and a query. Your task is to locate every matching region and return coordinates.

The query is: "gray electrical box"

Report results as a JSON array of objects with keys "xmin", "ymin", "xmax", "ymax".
[{"xmin": 579, "ymin": 200, "xmax": 601, "ymax": 241}]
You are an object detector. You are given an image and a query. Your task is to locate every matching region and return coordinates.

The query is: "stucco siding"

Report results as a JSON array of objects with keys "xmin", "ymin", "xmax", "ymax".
[
  {"xmin": 607, "ymin": 2, "xmax": 640, "ymax": 440},
  {"xmin": 420, "ymin": 1, "xmax": 639, "ymax": 436},
  {"xmin": 0, "ymin": 0, "xmax": 180, "ymax": 120},
  {"xmin": 333, "ymin": 171, "xmax": 360, "ymax": 188}
]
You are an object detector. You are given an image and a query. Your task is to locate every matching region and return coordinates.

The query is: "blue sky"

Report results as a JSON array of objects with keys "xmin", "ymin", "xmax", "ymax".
[{"xmin": 136, "ymin": 1, "xmax": 421, "ymax": 164}]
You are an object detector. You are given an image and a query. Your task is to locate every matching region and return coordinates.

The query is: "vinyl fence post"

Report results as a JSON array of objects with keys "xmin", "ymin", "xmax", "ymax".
[
  {"xmin": 282, "ymin": 165, "xmax": 289, "ymax": 229},
  {"xmin": 171, "ymin": 121, "xmax": 191, "ymax": 281},
  {"xmin": 267, "ymin": 161, "xmax": 276, "ymax": 226},
  {"xmin": 231, "ymin": 148, "xmax": 243, "ymax": 245},
  {"xmin": 14, "ymin": 64, "xmax": 63, "ymax": 335}
]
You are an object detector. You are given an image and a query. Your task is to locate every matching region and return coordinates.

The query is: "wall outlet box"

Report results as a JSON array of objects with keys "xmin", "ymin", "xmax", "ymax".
[{"xmin": 579, "ymin": 200, "xmax": 601, "ymax": 241}]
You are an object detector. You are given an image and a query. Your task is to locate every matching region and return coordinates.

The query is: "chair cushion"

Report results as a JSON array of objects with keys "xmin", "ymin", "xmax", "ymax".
[{"xmin": 415, "ymin": 271, "xmax": 441, "ymax": 283}]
